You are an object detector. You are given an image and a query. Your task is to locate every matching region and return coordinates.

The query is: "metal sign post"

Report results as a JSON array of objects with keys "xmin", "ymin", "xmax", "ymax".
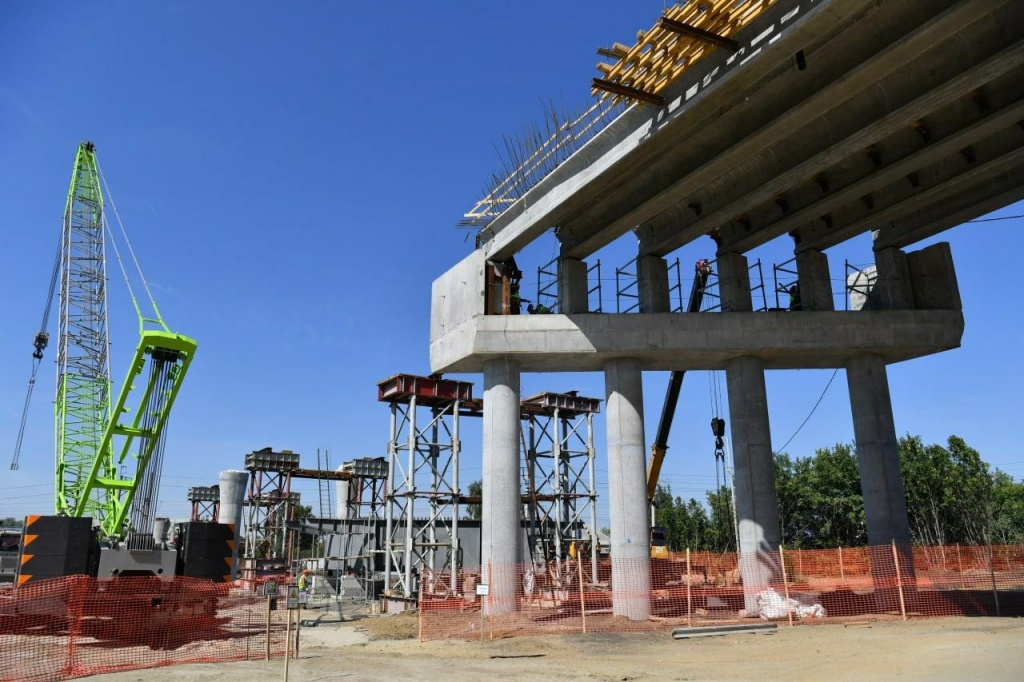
[
  {"xmin": 284, "ymin": 585, "xmax": 300, "ymax": 681},
  {"xmin": 263, "ymin": 581, "xmax": 279, "ymax": 661},
  {"xmin": 476, "ymin": 583, "xmax": 489, "ymax": 642}
]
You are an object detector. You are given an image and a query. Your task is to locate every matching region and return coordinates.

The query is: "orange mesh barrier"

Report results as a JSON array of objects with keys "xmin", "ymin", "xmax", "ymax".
[
  {"xmin": 419, "ymin": 544, "xmax": 1024, "ymax": 641},
  {"xmin": 0, "ymin": 576, "xmax": 290, "ymax": 682}
]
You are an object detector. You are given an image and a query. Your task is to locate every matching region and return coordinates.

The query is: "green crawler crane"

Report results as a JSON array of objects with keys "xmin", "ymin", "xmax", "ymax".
[{"xmin": 52, "ymin": 141, "xmax": 197, "ymax": 540}]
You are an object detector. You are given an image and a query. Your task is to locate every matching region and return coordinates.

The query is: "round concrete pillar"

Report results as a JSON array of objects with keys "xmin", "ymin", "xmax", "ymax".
[
  {"xmin": 218, "ymin": 469, "xmax": 249, "ymax": 579},
  {"xmin": 725, "ymin": 355, "xmax": 781, "ymax": 612},
  {"xmin": 482, "ymin": 358, "xmax": 522, "ymax": 615},
  {"xmin": 604, "ymin": 357, "xmax": 651, "ymax": 620},
  {"xmin": 846, "ymin": 354, "xmax": 915, "ymax": 610}
]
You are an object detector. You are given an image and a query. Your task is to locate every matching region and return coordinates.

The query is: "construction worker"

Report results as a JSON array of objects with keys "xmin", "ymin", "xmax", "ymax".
[
  {"xmin": 298, "ymin": 567, "xmax": 310, "ymax": 592},
  {"xmin": 527, "ymin": 302, "xmax": 552, "ymax": 314},
  {"xmin": 788, "ymin": 283, "xmax": 801, "ymax": 311},
  {"xmin": 510, "ymin": 283, "xmax": 523, "ymax": 314}
]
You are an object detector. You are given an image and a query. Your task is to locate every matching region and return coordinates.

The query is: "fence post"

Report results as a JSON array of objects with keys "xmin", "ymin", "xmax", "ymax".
[
  {"xmin": 686, "ymin": 548, "xmax": 692, "ymax": 628},
  {"xmin": 480, "ymin": 565, "xmax": 487, "ymax": 643},
  {"xmin": 283, "ymin": 608, "xmax": 292, "ymax": 680},
  {"xmin": 578, "ymin": 557, "xmax": 588, "ymax": 634},
  {"xmin": 956, "ymin": 543, "xmax": 965, "ymax": 590},
  {"xmin": 988, "ymin": 543, "xmax": 1001, "ymax": 617},
  {"xmin": 266, "ymin": 592, "xmax": 273, "ymax": 660},
  {"xmin": 62, "ymin": 577, "xmax": 85, "ymax": 679},
  {"xmin": 838, "ymin": 546, "xmax": 845, "ymax": 581},
  {"xmin": 892, "ymin": 541, "xmax": 907, "ymax": 620},
  {"xmin": 778, "ymin": 546, "xmax": 794, "ymax": 626}
]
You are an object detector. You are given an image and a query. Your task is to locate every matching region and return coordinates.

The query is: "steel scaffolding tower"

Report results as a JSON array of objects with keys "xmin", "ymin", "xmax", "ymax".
[
  {"xmin": 243, "ymin": 448, "xmax": 300, "ymax": 566},
  {"xmin": 329, "ymin": 457, "xmax": 389, "ymax": 588},
  {"xmin": 339, "ymin": 456, "xmax": 388, "ymax": 521},
  {"xmin": 521, "ymin": 392, "xmax": 600, "ymax": 584},
  {"xmin": 187, "ymin": 486, "xmax": 220, "ymax": 522},
  {"xmin": 378, "ymin": 374, "xmax": 478, "ymax": 599}
]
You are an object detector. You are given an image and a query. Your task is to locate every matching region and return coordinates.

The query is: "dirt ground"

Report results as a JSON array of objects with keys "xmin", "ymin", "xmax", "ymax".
[{"xmin": 89, "ymin": 614, "xmax": 1023, "ymax": 682}]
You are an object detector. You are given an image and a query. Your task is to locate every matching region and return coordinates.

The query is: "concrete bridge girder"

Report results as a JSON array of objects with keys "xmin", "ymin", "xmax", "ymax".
[
  {"xmin": 476, "ymin": 0, "xmax": 1023, "ymax": 266},
  {"xmin": 746, "ymin": 89, "xmax": 1024, "ymax": 254},
  {"xmin": 637, "ymin": 3, "xmax": 1024, "ymax": 259},
  {"xmin": 480, "ymin": 0, "xmax": 876, "ymax": 261},
  {"xmin": 794, "ymin": 136, "xmax": 1024, "ymax": 254},
  {"xmin": 873, "ymin": 169, "xmax": 1024, "ymax": 251}
]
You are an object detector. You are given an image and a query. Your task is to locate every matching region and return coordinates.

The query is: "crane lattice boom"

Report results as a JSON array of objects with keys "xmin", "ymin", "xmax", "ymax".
[{"xmin": 56, "ymin": 141, "xmax": 112, "ymax": 519}]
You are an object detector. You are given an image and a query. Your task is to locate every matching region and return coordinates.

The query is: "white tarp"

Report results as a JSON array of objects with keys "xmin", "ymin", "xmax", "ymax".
[{"xmin": 756, "ymin": 589, "xmax": 826, "ymax": 620}]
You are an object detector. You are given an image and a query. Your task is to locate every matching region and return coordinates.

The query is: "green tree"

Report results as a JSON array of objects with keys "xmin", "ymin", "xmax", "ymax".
[
  {"xmin": 705, "ymin": 486, "xmax": 736, "ymax": 552},
  {"xmin": 291, "ymin": 503, "xmax": 319, "ymax": 553},
  {"xmin": 899, "ymin": 435, "xmax": 996, "ymax": 545},
  {"xmin": 465, "ymin": 480, "xmax": 482, "ymax": 520},
  {"xmin": 653, "ymin": 484, "xmax": 712, "ymax": 551},
  {"xmin": 802, "ymin": 445, "xmax": 864, "ymax": 548},
  {"xmin": 651, "ymin": 484, "xmax": 733, "ymax": 552},
  {"xmin": 990, "ymin": 471, "xmax": 1024, "ymax": 544}
]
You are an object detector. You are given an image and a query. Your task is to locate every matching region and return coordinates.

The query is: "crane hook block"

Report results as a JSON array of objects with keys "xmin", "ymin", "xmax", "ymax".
[
  {"xmin": 33, "ymin": 331, "xmax": 50, "ymax": 360},
  {"xmin": 711, "ymin": 417, "xmax": 726, "ymax": 438}
]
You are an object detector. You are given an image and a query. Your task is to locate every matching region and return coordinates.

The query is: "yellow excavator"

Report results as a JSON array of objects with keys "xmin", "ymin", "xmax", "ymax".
[{"xmin": 646, "ymin": 259, "xmax": 713, "ymax": 558}]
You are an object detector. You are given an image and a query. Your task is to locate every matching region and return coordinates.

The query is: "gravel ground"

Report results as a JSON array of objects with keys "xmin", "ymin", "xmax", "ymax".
[{"xmin": 90, "ymin": 615, "xmax": 1024, "ymax": 682}]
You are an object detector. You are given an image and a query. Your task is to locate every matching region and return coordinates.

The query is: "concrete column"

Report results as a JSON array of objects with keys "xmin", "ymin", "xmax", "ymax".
[
  {"xmin": 846, "ymin": 354, "xmax": 914, "ymax": 608},
  {"xmin": 638, "ymin": 255, "xmax": 670, "ymax": 313},
  {"xmin": 874, "ymin": 246, "xmax": 915, "ymax": 310},
  {"xmin": 725, "ymin": 356, "xmax": 781, "ymax": 612},
  {"xmin": 218, "ymin": 470, "xmax": 249, "ymax": 580},
  {"xmin": 558, "ymin": 257, "xmax": 589, "ymax": 314},
  {"xmin": 906, "ymin": 242, "xmax": 962, "ymax": 311},
  {"xmin": 604, "ymin": 357, "xmax": 652, "ymax": 620},
  {"xmin": 795, "ymin": 249, "xmax": 834, "ymax": 311},
  {"xmin": 716, "ymin": 252, "xmax": 752, "ymax": 312},
  {"xmin": 482, "ymin": 358, "xmax": 522, "ymax": 615}
]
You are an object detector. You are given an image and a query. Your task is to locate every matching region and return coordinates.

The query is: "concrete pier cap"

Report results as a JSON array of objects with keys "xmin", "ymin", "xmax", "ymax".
[{"xmin": 429, "ymin": 249, "xmax": 963, "ymax": 374}]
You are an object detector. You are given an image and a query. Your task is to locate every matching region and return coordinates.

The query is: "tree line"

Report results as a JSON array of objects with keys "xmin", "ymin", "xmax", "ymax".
[{"xmin": 653, "ymin": 434, "xmax": 1024, "ymax": 552}]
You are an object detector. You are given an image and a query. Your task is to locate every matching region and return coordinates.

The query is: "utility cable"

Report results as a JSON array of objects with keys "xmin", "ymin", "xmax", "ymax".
[
  {"xmin": 776, "ymin": 368, "xmax": 840, "ymax": 454},
  {"xmin": 966, "ymin": 213, "xmax": 1023, "ymax": 223}
]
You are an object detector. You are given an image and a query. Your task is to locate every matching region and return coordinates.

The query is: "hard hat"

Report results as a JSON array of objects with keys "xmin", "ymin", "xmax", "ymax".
[{"xmin": 302, "ymin": 568, "xmax": 310, "ymax": 574}]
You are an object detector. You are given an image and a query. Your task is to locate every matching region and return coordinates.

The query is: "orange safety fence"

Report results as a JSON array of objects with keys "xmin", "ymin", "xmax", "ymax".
[
  {"xmin": 419, "ymin": 544, "xmax": 1024, "ymax": 641},
  {"xmin": 0, "ymin": 576, "xmax": 291, "ymax": 682}
]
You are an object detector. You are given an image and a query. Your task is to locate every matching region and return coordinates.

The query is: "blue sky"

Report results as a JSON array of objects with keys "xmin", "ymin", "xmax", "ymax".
[{"xmin": 2, "ymin": 2, "xmax": 1023, "ymax": 528}]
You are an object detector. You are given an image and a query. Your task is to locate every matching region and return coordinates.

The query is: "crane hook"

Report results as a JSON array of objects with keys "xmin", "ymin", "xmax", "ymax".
[{"xmin": 33, "ymin": 331, "xmax": 49, "ymax": 360}]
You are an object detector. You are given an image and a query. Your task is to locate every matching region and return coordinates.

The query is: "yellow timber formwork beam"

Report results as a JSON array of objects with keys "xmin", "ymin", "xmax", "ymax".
[{"xmin": 593, "ymin": 0, "xmax": 778, "ymax": 105}]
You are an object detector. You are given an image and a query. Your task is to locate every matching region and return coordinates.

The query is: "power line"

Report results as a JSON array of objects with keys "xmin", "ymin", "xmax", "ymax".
[
  {"xmin": 776, "ymin": 369, "xmax": 840, "ymax": 454},
  {"xmin": 966, "ymin": 213, "xmax": 1024, "ymax": 223}
]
